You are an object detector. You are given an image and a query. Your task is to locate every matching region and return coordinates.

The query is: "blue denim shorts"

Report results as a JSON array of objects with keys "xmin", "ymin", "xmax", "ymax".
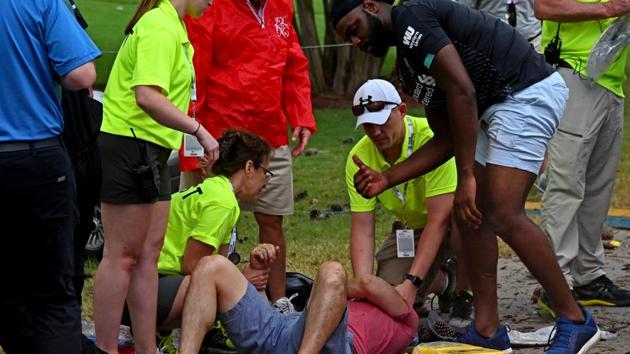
[
  {"xmin": 218, "ymin": 283, "xmax": 354, "ymax": 354},
  {"xmin": 475, "ymin": 72, "xmax": 568, "ymax": 175}
]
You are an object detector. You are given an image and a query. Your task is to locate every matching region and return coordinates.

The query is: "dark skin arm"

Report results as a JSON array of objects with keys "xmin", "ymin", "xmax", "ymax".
[
  {"xmin": 353, "ymin": 44, "xmax": 482, "ymax": 227},
  {"xmin": 430, "ymin": 44, "xmax": 481, "ymax": 228}
]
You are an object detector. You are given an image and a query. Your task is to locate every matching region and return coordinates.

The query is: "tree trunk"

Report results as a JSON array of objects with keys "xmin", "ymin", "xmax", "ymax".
[
  {"xmin": 322, "ymin": 0, "xmax": 384, "ymax": 97},
  {"xmin": 293, "ymin": 0, "xmax": 386, "ymax": 98},
  {"xmin": 294, "ymin": 0, "xmax": 327, "ymax": 95}
]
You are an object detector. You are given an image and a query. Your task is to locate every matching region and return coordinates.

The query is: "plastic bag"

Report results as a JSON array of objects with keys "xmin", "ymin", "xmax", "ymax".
[
  {"xmin": 587, "ymin": 15, "xmax": 630, "ymax": 80},
  {"xmin": 509, "ymin": 325, "xmax": 617, "ymax": 346},
  {"xmin": 82, "ymin": 320, "xmax": 134, "ymax": 348}
]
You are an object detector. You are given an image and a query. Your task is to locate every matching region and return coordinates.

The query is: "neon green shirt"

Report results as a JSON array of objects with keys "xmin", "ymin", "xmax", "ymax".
[
  {"xmin": 542, "ymin": 1, "xmax": 628, "ymax": 97},
  {"xmin": 101, "ymin": 0, "xmax": 194, "ymax": 149},
  {"xmin": 158, "ymin": 176, "xmax": 239, "ymax": 275},
  {"xmin": 346, "ymin": 116, "xmax": 457, "ymax": 229}
]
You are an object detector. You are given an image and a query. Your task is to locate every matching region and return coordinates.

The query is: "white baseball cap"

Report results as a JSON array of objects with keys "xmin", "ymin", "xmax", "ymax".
[{"xmin": 352, "ymin": 79, "xmax": 402, "ymax": 128}]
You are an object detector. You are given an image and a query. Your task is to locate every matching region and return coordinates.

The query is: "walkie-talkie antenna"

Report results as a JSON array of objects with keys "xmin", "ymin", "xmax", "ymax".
[
  {"xmin": 67, "ymin": 0, "xmax": 88, "ymax": 29},
  {"xmin": 130, "ymin": 128, "xmax": 148, "ymax": 161}
]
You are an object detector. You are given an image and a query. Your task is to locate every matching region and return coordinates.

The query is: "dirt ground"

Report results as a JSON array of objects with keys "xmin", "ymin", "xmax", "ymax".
[{"xmin": 495, "ymin": 228, "xmax": 630, "ymax": 353}]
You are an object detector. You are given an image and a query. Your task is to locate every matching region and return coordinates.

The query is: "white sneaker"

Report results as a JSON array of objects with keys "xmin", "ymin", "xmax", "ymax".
[{"xmin": 272, "ymin": 293, "xmax": 298, "ymax": 314}]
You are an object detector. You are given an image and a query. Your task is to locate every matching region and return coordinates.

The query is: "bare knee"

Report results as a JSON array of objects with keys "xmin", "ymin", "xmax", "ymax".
[
  {"xmin": 194, "ymin": 255, "xmax": 233, "ymax": 278},
  {"xmin": 318, "ymin": 261, "xmax": 347, "ymax": 288},
  {"xmin": 484, "ymin": 208, "xmax": 525, "ymax": 239},
  {"xmin": 117, "ymin": 256, "xmax": 139, "ymax": 273},
  {"xmin": 103, "ymin": 248, "xmax": 141, "ymax": 273}
]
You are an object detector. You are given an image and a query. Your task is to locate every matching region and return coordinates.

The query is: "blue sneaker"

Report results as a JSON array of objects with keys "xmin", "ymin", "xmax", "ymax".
[
  {"xmin": 455, "ymin": 323, "xmax": 512, "ymax": 353},
  {"xmin": 545, "ymin": 309, "xmax": 600, "ymax": 354}
]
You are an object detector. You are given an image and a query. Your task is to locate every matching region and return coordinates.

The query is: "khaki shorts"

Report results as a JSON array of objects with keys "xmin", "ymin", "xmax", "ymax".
[
  {"xmin": 240, "ymin": 145, "xmax": 293, "ymax": 215},
  {"xmin": 376, "ymin": 225, "xmax": 446, "ymax": 303}
]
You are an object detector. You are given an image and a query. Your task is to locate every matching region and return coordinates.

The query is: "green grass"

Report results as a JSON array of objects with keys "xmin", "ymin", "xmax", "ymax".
[{"xmin": 75, "ymin": 0, "xmax": 136, "ymax": 88}]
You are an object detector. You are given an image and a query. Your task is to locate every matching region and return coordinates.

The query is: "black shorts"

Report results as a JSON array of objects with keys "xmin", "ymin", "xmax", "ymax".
[
  {"xmin": 122, "ymin": 274, "xmax": 184, "ymax": 327},
  {"xmin": 99, "ymin": 132, "xmax": 171, "ymax": 204},
  {"xmin": 157, "ymin": 274, "xmax": 184, "ymax": 325}
]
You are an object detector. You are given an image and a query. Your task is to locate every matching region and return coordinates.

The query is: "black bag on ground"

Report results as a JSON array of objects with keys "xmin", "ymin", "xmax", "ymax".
[{"xmin": 285, "ymin": 272, "xmax": 314, "ymax": 312}]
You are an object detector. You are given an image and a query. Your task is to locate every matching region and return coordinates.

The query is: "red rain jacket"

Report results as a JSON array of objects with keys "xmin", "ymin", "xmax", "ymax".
[{"xmin": 180, "ymin": 0, "xmax": 316, "ymax": 171}]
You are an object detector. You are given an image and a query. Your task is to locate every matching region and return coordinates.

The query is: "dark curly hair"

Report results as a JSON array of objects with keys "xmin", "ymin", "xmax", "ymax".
[{"xmin": 211, "ymin": 129, "xmax": 271, "ymax": 177}]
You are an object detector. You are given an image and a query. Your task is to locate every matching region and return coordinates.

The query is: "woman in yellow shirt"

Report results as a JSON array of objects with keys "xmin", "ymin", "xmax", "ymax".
[
  {"xmin": 94, "ymin": 0, "xmax": 216, "ymax": 352},
  {"xmin": 156, "ymin": 129, "xmax": 274, "ymax": 330}
]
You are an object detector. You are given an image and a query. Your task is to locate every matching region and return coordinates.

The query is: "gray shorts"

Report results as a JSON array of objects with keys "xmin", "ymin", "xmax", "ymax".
[
  {"xmin": 218, "ymin": 283, "xmax": 354, "ymax": 354},
  {"xmin": 475, "ymin": 72, "xmax": 568, "ymax": 175}
]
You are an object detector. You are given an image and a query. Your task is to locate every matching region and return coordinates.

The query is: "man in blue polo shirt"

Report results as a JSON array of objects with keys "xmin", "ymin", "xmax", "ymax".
[{"xmin": 0, "ymin": 0, "xmax": 100, "ymax": 353}]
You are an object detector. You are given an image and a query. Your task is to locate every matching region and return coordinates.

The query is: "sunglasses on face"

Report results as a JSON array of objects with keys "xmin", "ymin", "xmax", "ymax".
[{"xmin": 352, "ymin": 101, "xmax": 400, "ymax": 116}]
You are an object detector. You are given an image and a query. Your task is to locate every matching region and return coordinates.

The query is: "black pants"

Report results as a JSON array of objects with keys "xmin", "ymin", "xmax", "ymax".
[
  {"xmin": 0, "ymin": 143, "xmax": 81, "ymax": 354},
  {"xmin": 71, "ymin": 146, "xmax": 101, "ymax": 303}
]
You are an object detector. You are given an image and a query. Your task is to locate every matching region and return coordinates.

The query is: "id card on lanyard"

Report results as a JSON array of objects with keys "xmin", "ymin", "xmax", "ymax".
[
  {"xmin": 182, "ymin": 43, "xmax": 204, "ymax": 157},
  {"xmin": 394, "ymin": 117, "xmax": 416, "ymax": 258},
  {"xmin": 227, "ymin": 180, "xmax": 241, "ymax": 264}
]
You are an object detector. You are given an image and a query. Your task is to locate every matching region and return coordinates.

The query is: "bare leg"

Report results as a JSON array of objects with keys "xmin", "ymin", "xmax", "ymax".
[
  {"xmin": 449, "ymin": 218, "xmax": 471, "ymax": 292},
  {"xmin": 180, "ymin": 256, "xmax": 248, "ymax": 354},
  {"xmin": 470, "ymin": 163, "xmax": 583, "ymax": 337},
  {"xmin": 125, "ymin": 201, "xmax": 169, "ymax": 354},
  {"xmin": 94, "ymin": 203, "xmax": 154, "ymax": 353},
  {"xmin": 459, "ymin": 209, "xmax": 500, "ymax": 336},
  {"xmin": 255, "ymin": 213, "xmax": 286, "ymax": 301},
  {"xmin": 298, "ymin": 262, "xmax": 348, "ymax": 354}
]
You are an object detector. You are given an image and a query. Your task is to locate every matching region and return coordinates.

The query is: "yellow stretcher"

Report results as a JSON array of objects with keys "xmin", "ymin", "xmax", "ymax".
[{"xmin": 412, "ymin": 341, "xmax": 511, "ymax": 353}]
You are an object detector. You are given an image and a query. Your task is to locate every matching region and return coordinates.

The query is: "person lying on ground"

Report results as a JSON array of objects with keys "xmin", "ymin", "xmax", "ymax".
[{"xmin": 179, "ymin": 253, "xmax": 419, "ymax": 354}]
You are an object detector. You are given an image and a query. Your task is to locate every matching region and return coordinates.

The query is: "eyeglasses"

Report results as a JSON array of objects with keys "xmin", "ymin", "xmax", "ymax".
[
  {"xmin": 261, "ymin": 166, "xmax": 274, "ymax": 181},
  {"xmin": 352, "ymin": 100, "xmax": 400, "ymax": 116}
]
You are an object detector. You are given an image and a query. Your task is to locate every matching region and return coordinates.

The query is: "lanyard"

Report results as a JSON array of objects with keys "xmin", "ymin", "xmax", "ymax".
[
  {"xmin": 390, "ymin": 117, "xmax": 414, "ymax": 222},
  {"xmin": 182, "ymin": 44, "xmax": 197, "ymax": 119},
  {"xmin": 227, "ymin": 180, "xmax": 238, "ymax": 256}
]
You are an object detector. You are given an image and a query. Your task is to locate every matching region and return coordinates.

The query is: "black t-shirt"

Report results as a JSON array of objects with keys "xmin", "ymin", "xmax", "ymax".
[{"xmin": 393, "ymin": 0, "xmax": 553, "ymax": 115}]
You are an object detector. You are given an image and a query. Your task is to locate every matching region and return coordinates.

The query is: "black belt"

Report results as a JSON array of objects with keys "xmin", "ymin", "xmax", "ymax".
[
  {"xmin": 0, "ymin": 137, "xmax": 60, "ymax": 153},
  {"xmin": 557, "ymin": 59, "xmax": 572, "ymax": 69}
]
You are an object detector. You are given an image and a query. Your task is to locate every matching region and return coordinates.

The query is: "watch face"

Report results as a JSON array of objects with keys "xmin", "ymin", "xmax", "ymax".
[{"xmin": 228, "ymin": 252, "xmax": 241, "ymax": 265}]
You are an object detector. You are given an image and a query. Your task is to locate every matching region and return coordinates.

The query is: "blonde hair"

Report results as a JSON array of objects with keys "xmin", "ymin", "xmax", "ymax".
[{"xmin": 125, "ymin": 0, "xmax": 159, "ymax": 35}]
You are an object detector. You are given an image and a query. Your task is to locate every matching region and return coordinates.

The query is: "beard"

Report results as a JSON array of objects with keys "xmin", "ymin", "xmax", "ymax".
[{"xmin": 363, "ymin": 10, "xmax": 390, "ymax": 57}]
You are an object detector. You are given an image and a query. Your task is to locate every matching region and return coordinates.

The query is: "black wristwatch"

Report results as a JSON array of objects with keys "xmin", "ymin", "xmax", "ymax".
[{"xmin": 402, "ymin": 273, "xmax": 423, "ymax": 288}]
